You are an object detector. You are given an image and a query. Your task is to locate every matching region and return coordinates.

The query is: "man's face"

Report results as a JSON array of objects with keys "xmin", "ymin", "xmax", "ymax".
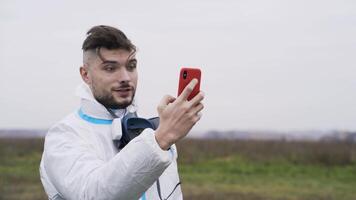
[{"xmin": 80, "ymin": 48, "xmax": 138, "ymax": 109}]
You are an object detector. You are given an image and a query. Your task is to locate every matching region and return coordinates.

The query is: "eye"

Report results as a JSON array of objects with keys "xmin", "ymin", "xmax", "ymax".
[
  {"xmin": 104, "ymin": 65, "xmax": 116, "ymax": 72},
  {"xmin": 127, "ymin": 61, "xmax": 137, "ymax": 71}
]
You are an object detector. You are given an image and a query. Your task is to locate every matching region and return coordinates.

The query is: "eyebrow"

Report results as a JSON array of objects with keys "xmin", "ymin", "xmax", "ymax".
[
  {"xmin": 128, "ymin": 58, "xmax": 137, "ymax": 63},
  {"xmin": 101, "ymin": 58, "xmax": 137, "ymax": 65},
  {"xmin": 102, "ymin": 60, "xmax": 119, "ymax": 65}
]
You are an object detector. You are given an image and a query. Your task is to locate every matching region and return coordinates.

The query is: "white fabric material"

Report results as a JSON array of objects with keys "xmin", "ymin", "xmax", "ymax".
[
  {"xmin": 40, "ymin": 83, "xmax": 183, "ymax": 200},
  {"xmin": 111, "ymin": 118, "xmax": 123, "ymax": 140}
]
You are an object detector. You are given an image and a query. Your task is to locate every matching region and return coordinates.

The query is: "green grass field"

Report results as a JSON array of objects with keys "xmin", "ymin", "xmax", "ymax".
[{"xmin": 1, "ymin": 138, "xmax": 356, "ymax": 200}]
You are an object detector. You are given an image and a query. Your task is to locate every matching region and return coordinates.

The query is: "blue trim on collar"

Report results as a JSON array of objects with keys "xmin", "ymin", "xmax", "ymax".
[
  {"xmin": 141, "ymin": 192, "xmax": 147, "ymax": 200},
  {"xmin": 78, "ymin": 108, "xmax": 113, "ymax": 125}
]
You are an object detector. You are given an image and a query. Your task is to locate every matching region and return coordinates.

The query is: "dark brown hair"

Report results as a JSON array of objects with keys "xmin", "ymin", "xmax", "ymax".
[{"xmin": 82, "ymin": 25, "xmax": 136, "ymax": 53}]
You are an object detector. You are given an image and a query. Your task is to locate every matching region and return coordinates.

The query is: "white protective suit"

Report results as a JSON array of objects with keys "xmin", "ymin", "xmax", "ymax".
[{"xmin": 40, "ymin": 83, "xmax": 183, "ymax": 200}]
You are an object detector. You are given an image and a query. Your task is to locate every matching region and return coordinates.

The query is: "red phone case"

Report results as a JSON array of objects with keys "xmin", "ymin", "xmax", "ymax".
[{"xmin": 178, "ymin": 67, "xmax": 201, "ymax": 101}]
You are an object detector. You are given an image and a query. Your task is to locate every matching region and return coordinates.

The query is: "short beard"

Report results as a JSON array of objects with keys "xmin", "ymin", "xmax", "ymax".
[
  {"xmin": 92, "ymin": 85, "xmax": 135, "ymax": 109},
  {"xmin": 95, "ymin": 93, "xmax": 135, "ymax": 109}
]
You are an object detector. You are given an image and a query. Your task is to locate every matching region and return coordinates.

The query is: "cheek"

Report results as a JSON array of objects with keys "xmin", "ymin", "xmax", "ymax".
[
  {"xmin": 131, "ymin": 72, "xmax": 138, "ymax": 85},
  {"xmin": 91, "ymin": 75, "xmax": 111, "ymax": 92},
  {"xmin": 93, "ymin": 73, "xmax": 112, "ymax": 85}
]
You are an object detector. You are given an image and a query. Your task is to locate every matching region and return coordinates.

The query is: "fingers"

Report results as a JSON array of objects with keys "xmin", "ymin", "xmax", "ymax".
[
  {"xmin": 191, "ymin": 103, "xmax": 204, "ymax": 120},
  {"xmin": 189, "ymin": 91, "xmax": 204, "ymax": 107},
  {"xmin": 192, "ymin": 102, "xmax": 204, "ymax": 114},
  {"xmin": 178, "ymin": 79, "xmax": 198, "ymax": 101},
  {"xmin": 157, "ymin": 95, "xmax": 176, "ymax": 113},
  {"xmin": 184, "ymin": 102, "xmax": 204, "ymax": 125}
]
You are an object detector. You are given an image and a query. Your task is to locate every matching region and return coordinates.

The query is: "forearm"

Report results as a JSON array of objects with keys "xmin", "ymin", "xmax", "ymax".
[
  {"xmin": 83, "ymin": 130, "xmax": 172, "ymax": 199},
  {"xmin": 45, "ymin": 129, "xmax": 173, "ymax": 200}
]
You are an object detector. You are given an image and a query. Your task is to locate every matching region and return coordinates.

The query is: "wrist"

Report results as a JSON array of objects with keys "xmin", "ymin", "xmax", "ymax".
[{"xmin": 155, "ymin": 129, "xmax": 172, "ymax": 150}]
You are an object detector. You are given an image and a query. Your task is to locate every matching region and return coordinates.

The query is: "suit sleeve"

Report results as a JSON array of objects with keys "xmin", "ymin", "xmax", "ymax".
[{"xmin": 43, "ymin": 125, "xmax": 172, "ymax": 200}]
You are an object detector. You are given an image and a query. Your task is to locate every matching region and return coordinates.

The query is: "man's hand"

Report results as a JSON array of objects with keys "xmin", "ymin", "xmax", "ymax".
[{"xmin": 155, "ymin": 79, "xmax": 204, "ymax": 150}]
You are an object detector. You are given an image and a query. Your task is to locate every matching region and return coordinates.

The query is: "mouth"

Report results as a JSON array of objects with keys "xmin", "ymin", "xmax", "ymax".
[{"xmin": 112, "ymin": 87, "xmax": 133, "ymax": 97}]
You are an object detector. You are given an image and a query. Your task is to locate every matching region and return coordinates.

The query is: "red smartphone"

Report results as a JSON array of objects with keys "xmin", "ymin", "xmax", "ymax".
[{"xmin": 178, "ymin": 67, "xmax": 201, "ymax": 101}]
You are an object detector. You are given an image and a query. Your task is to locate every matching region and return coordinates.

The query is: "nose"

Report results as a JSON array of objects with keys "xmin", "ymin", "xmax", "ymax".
[{"xmin": 117, "ymin": 68, "xmax": 131, "ymax": 83}]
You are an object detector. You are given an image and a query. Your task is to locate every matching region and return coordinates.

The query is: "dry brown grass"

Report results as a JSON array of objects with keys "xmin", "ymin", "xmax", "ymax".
[{"xmin": 176, "ymin": 138, "xmax": 356, "ymax": 166}]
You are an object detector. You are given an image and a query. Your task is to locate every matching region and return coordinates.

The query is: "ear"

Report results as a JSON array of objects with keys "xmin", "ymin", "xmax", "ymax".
[{"xmin": 80, "ymin": 65, "xmax": 91, "ymax": 84}]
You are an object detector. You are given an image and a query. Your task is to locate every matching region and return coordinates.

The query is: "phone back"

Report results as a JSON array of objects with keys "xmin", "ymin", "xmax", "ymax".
[{"xmin": 178, "ymin": 68, "xmax": 201, "ymax": 101}]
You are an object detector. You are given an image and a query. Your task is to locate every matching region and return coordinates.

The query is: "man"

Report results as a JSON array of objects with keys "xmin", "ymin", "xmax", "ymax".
[{"xmin": 39, "ymin": 25, "xmax": 204, "ymax": 200}]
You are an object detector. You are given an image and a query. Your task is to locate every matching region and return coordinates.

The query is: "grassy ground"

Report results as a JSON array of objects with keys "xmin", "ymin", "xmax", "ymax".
[
  {"xmin": 0, "ymin": 139, "xmax": 47, "ymax": 200},
  {"xmin": 177, "ymin": 139, "xmax": 356, "ymax": 200},
  {"xmin": 0, "ymin": 138, "xmax": 356, "ymax": 200}
]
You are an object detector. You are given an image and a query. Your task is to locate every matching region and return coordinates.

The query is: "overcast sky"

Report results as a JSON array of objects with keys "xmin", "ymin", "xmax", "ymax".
[{"xmin": 0, "ymin": 0, "xmax": 355, "ymax": 132}]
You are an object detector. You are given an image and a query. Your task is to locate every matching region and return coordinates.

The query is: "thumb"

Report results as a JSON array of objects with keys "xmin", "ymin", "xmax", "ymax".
[{"xmin": 157, "ymin": 95, "xmax": 176, "ymax": 113}]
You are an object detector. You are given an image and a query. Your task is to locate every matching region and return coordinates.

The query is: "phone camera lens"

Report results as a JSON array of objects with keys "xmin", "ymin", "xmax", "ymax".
[{"xmin": 183, "ymin": 71, "xmax": 187, "ymax": 79}]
